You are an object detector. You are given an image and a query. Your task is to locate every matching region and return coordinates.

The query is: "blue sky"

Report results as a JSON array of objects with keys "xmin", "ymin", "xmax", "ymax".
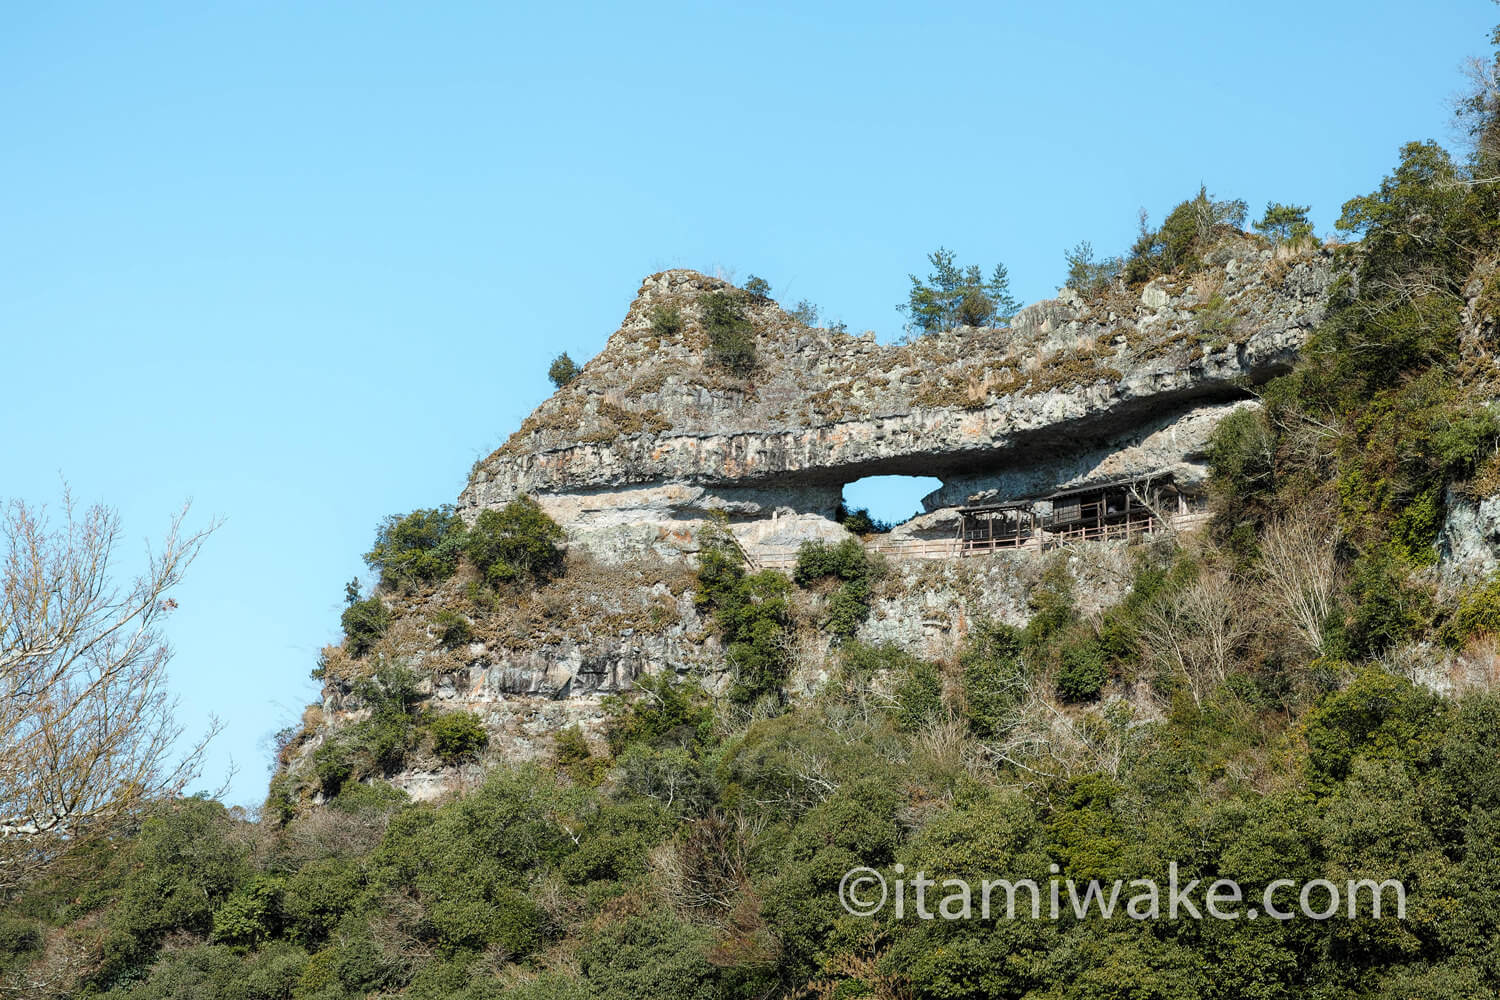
[{"xmin": 4, "ymin": 1, "xmax": 1495, "ymax": 805}]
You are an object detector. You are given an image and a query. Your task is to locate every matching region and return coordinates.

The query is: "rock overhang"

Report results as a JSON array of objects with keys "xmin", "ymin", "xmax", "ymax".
[{"xmin": 460, "ymin": 245, "xmax": 1333, "ymax": 543}]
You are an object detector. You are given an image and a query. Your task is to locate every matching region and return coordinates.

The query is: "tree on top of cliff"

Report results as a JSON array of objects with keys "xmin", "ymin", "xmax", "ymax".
[
  {"xmin": 547, "ymin": 352, "xmax": 581, "ymax": 389},
  {"xmin": 1124, "ymin": 186, "xmax": 1248, "ymax": 284},
  {"xmin": 364, "ymin": 506, "xmax": 466, "ymax": 591},
  {"xmin": 901, "ymin": 248, "xmax": 1020, "ymax": 333},
  {"xmin": 463, "ymin": 497, "xmax": 565, "ymax": 587},
  {"xmin": 1252, "ymin": 202, "xmax": 1315, "ymax": 247},
  {"xmin": 702, "ymin": 291, "xmax": 758, "ymax": 375}
]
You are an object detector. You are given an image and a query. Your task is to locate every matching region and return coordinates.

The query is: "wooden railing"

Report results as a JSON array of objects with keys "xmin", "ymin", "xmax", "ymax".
[{"xmin": 743, "ymin": 510, "xmax": 1210, "ymax": 570}]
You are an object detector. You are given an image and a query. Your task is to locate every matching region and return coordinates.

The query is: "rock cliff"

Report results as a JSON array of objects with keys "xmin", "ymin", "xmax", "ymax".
[
  {"xmin": 290, "ymin": 239, "xmax": 1342, "ymax": 803},
  {"xmin": 462, "ymin": 240, "xmax": 1332, "ymax": 560}
]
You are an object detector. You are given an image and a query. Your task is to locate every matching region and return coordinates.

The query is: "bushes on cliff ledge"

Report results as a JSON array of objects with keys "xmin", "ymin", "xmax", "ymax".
[
  {"xmin": 695, "ymin": 520, "xmax": 791, "ymax": 706},
  {"xmin": 463, "ymin": 496, "xmax": 565, "ymax": 587},
  {"xmin": 701, "ymin": 290, "xmax": 757, "ymax": 375},
  {"xmin": 794, "ymin": 537, "xmax": 874, "ymax": 639},
  {"xmin": 340, "ymin": 596, "xmax": 389, "ymax": 657},
  {"xmin": 362, "ymin": 498, "xmax": 566, "ymax": 597},
  {"xmin": 1124, "ymin": 185, "xmax": 1248, "ymax": 284},
  {"xmin": 364, "ymin": 505, "xmax": 466, "ymax": 590},
  {"xmin": 429, "ymin": 710, "xmax": 488, "ymax": 764}
]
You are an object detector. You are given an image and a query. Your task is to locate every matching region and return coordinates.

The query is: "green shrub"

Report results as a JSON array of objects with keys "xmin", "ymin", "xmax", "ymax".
[
  {"xmin": 327, "ymin": 778, "xmax": 408, "ymax": 815},
  {"xmin": 578, "ymin": 911, "xmax": 721, "ymax": 1000},
  {"xmin": 429, "ymin": 711, "xmax": 488, "ymax": 764},
  {"xmin": 1338, "ymin": 552, "xmax": 1434, "ymax": 659},
  {"xmin": 368, "ymin": 767, "xmax": 568, "ymax": 959},
  {"xmin": 959, "ymin": 619, "xmax": 1026, "ymax": 736},
  {"xmin": 110, "ymin": 941, "xmax": 309, "ymax": 1000},
  {"xmin": 548, "ymin": 351, "xmax": 581, "ymax": 388},
  {"xmin": 364, "ymin": 506, "xmax": 467, "ymax": 590},
  {"xmin": 1442, "ymin": 573, "xmax": 1500, "ymax": 647},
  {"xmin": 558, "ymin": 798, "xmax": 670, "ymax": 884},
  {"xmin": 836, "ymin": 505, "xmax": 892, "ymax": 534},
  {"xmin": 794, "ymin": 537, "xmax": 874, "ymax": 639},
  {"xmin": 615, "ymin": 743, "xmax": 716, "ymax": 816},
  {"xmin": 743, "ymin": 274, "xmax": 771, "ymax": 301},
  {"xmin": 649, "ymin": 303, "xmax": 683, "ymax": 337},
  {"xmin": 759, "ymin": 776, "xmax": 903, "ymax": 978},
  {"xmin": 95, "ymin": 799, "xmax": 249, "ymax": 985},
  {"xmin": 894, "ymin": 654, "xmax": 944, "ymax": 730},
  {"xmin": 722, "ymin": 569, "xmax": 793, "ymax": 705},
  {"xmin": 604, "ymin": 672, "xmax": 714, "ymax": 754},
  {"xmin": 340, "ymin": 596, "xmax": 389, "ymax": 657},
  {"xmin": 356, "ymin": 661, "xmax": 423, "ymax": 717},
  {"xmin": 1124, "ymin": 186, "xmax": 1247, "ymax": 284},
  {"xmin": 0, "ymin": 916, "xmax": 41, "ymax": 980},
  {"xmin": 1252, "ymin": 201, "xmax": 1315, "ymax": 246},
  {"xmin": 430, "ymin": 608, "xmax": 473, "ymax": 649},
  {"xmin": 701, "ymin": 290, "xmax": 757, "ymax": 375},
  {"xmin": 1305, "ymin": 668, "xmax": 1446, "ymax": 793},
  {"xmin": 1062, "ymin": 240, "xmax": 1121, "ymax": 297},
  {"xmin": 793, "ymin": 537, "xmax": 866, "ymax": 584},
  {"xmin": 1023, "ymin": 558, "xmax": 1075, "ymax": 649},
  {"xmin": 281, "ymin": 858, "xmax": 362, "ymax": 947},
  {"xmin": 841, "ymin": 643, "xmax": 944, "ymax": 731},
  {"xmin": 1390, "ymin": 484, "xmax": 1444, "ymax": 564},
  {"xmin": 1206, "ymin": 406, "xmax": 1277, "ymax": 532},
  {"xmin": 296, "ymin": 936, "xmax": 401, "ymax": 996},
  {"xmin": 1096, "ymin": 552, "xmax": 1194, "ymax": 662},
  {"xmin": 824, "ymin": 577, "xmax": 871, "ymax": 639},
  {"xmin": 312, "ymin": 665, "xmax": 425, "ymax": 796},
  {"xmin": 792, "ymin": 539, "xmax": 876, "ymax": 641},
  {"xmin": 263, "ymin": 772, "xmax": 297, "ymax": 826},
  {"xmin": 426, "ymin": 887, "xmax": 541, "ymax": 956},
  {"xmin": 553, "ymin": 725, "xmax": 606, "ymax": 785},
  {"xmin": 1056, "ymin": 637, "xmax": 1109, "ymax": 702},
  {"xmin": 463, "ymin": 496, "xmax": 565, "ymax": 587},
  {"xmin": 312, "ymin": 739, "xmax": 356, "ymax": 798},
  {"xmin": 211, "ymin": 875, "xmax": 284, "ymax": 948},
  {"xmin": 695, "ymin": 522, "xmax": 792, "ymax": 705}
]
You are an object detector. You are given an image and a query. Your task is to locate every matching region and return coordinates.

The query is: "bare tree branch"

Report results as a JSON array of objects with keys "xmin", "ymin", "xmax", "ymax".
[{"xmin": 0, "ymin": 490, "xmax": 220, "ymax": 893}]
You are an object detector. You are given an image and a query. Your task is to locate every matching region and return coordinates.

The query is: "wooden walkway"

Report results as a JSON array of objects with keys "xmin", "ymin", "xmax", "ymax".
[{"xmin": 747, "ymin": 510, "xmax": 1210, "ymax": 570}]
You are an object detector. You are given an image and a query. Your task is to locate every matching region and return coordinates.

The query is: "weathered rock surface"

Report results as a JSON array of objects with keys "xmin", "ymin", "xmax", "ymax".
[
  {"xmin": 1440, "ymin": 486, "xmax": 1500, "ymax": 587},
  {"xmin": 290, "ymin": 241, "xmax": 1345, "ymax": 805},
  {"xmin": 461, "ymin": 242, "xmax": 1333, "ymax": 561}
]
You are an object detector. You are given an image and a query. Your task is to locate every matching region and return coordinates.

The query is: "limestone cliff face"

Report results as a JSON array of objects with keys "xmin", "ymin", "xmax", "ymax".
[
  {"xmin": 302, "ymin": 539, "xmax": 1146, "ymax": 803},
  {"xmin": 461, "ymin": 241, "xmax": 1332, "ymax": 558},
  {"xmin": 288, "ymin": 241, "xmax": 1340, "ymax": 804}
]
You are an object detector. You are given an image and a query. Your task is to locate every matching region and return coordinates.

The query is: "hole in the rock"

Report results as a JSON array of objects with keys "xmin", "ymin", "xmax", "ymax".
[{"xmin": 839, "ymin": 475, "xmax": 942, "ymax": 531}]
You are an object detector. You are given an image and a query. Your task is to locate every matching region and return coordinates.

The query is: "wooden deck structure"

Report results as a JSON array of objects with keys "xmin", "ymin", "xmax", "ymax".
[
  {"xmin": 746, "ymin": 476, "xmax": 1205, "ymax": 570},
  {"xmin": 1035, "ymin": 477, "xmax": 1181, "ymax": 544},
  {"xmin": 956, "ymin": 502, "xmax": 1038, "ymax": 553}
]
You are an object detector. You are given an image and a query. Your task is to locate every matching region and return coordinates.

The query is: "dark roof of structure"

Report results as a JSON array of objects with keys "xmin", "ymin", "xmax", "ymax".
[{"xmin": 960, "ymin": 473, "xmax": 1180, "ymax": 512}]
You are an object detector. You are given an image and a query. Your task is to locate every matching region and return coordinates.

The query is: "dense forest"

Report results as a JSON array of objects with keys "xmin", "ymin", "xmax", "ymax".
[{"xmin": 10, "ymin": 18, "xmax": 1500, "ymax": 1000}]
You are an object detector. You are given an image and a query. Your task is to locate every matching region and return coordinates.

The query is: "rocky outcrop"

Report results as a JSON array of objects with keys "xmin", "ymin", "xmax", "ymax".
[
  {"xmin": 306, "ymin": 536, "xmax": 1148, "ymax": 802},
  {"xmin": 461, "ymin": 241, "xmax": 1332, "ymax": 560},
  {"xmin": 292, "ymin": 243, "xmax": 1342, "ymax": 804}
]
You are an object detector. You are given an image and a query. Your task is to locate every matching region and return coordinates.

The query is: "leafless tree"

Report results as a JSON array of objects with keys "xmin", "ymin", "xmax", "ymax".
[
  {"xmin": 1136, "ymin": 569, "xmax": 1251, "ymax": 705},
  {"xmin": 976, "ymin": 675, "xmax": 1147, "ymax": 783},
  {"xmin": 1453, "ymin": 53, "xmax": 1500, "ymax": 180},
  {"xmin": 1126, "ymin": 473, "xmax": 1179, "ymax": 538},
  {"xmin": 1258, "ymin": 513, "xmax": 1340, "ymax": 656},
  {"xmin": 0, "ymin": 490, "xmax": 219, "ymax": 892}
]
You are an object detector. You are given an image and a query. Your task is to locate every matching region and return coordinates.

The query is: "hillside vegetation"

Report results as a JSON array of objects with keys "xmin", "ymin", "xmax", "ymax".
[{"xmin": 10, "ymin": 21, "xmax": 1500, "ymax": 1000}]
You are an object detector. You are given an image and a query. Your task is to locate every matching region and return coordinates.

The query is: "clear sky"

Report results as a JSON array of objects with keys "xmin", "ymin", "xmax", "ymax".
[{"xmin": 4, "ymin": 1, "xmax": 1495, "ymax": 806}]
